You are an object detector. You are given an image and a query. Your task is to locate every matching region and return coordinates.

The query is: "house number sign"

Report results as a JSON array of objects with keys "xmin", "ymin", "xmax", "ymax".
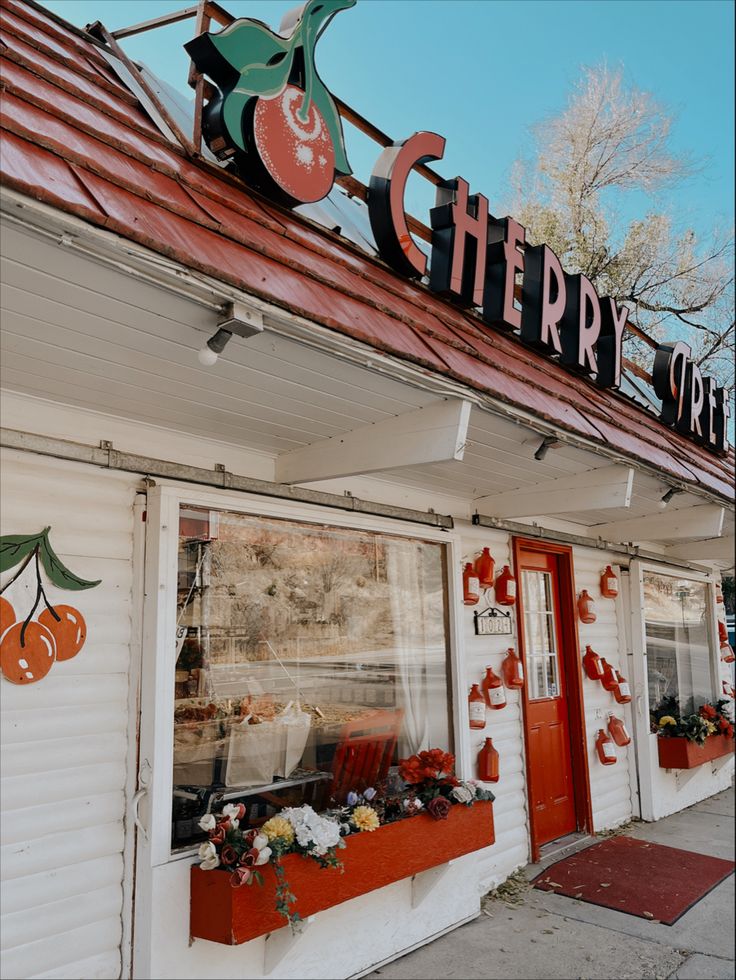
[{"xmin": 474, "ymin": 608, "xmax": 513, "ymax": 637}]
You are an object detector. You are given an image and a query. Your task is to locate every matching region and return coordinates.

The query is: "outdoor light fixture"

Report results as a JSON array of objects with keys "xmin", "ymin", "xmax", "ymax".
[
  {"xmin": 534, "ymin": 436, "xmax": 562, "ymax": 461},
  {"xmin": 197, "ymin": 300, "xmax": 264, "ymax": 366},
  {"xmin": 659, "ymin": 487, "xmax": 683, "ymax": 508}
]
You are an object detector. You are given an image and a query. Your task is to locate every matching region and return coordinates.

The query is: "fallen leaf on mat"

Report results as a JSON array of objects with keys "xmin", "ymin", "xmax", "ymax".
[
  {"xmin": 599, "ymin": 883, "xmax": 611, "ymax": 887},
  {"xmin": 575, "ymin": 893, "xmax": 583, "ymax": 899},
  {"xmin": 547, "ymin": 881, "xmax": 562, "ymax": 888},
  {"xmin": 642, "ymin": 911, "xmax": 655, "ymax": 919}
]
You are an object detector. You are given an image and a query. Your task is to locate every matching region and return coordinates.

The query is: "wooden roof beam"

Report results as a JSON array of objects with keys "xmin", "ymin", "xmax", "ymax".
[{"xmin": 274, "ymin": 399, "xmax": 471, "ymax": 485}]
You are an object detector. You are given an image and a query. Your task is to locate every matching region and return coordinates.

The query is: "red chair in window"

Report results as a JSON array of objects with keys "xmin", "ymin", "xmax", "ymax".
[{"xmin": 327, "ymin": 708, "xmax": 404, "ymax": 803}]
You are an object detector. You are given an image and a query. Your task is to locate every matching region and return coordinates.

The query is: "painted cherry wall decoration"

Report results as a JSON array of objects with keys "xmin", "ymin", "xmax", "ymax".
[{"xmin": 0, "ymin": 527, "xmax": 100, "ymax": 685}]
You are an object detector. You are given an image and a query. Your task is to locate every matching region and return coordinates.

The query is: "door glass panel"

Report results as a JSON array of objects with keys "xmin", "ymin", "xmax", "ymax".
[{"xmin": 522, "ymin": 570, "xmax": 560, "ymax": 700}]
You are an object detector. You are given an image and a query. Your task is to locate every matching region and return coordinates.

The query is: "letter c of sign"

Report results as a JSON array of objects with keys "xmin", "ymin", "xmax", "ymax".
[
  {"xmin": 368, "ymin": 132, "xmax": 446, "ymax": 278},
  {"xmin": 653, "ymin": 341, "xmax": 691, "ymax": 426}
]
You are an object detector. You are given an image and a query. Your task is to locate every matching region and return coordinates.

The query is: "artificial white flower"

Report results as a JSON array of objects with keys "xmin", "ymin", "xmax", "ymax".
[
  {"xmin": 450, "ymin": 783, "xmax": 475, "ymax": 804},
  {"xmin": 222, "ymin": 803, "xmax": 243, "ymax": 827},
  {"xmin": 253, "ymin": 834, "xmax": 269, "ymax": 851},
  {"xmin": 255, "ymin": 846, "xmax": 272, "ymax": 866},
  {"xmin": 281, "ymin": 804, "xmax": 342, "ymax": 856},
  {"xmin": 198, "ymin": 840, "xmax": 220, "ymax": 870},
  {"xmin": 198, "ymin": 813, "xmax": 216, "ymax": 832}
]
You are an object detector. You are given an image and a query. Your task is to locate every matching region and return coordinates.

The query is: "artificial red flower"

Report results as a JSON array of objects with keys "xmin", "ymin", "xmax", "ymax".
[
  {"xmin": 239, "ymin": 847, "xmax": 259, "ymax": 868},
  {"xmin": 230, "ymin": 867, "xmax": 252, "ymax": 888},
  {"xmin": 700, "ymin": 704, "xmax": 717, "ymax": 720},
  {"xmin": 210, "ymin": 826, "xmax": 226, "ymax": 845},
  {"xmin": 426, "ymin": 796, "xmax": 452, "ymax": 820},
  {"xmin": 220, "ymin": 844, "xmax": 238, "ymax": 867}
]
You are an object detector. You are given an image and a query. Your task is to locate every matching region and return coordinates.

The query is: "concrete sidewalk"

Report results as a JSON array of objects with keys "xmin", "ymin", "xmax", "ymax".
[{"xmin": 365, "ymin": 787, "xmax": 735, "ymax": 980}]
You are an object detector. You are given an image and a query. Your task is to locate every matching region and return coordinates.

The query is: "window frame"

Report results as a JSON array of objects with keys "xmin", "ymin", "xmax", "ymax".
[
  {"xmin": 140, "ymin": 484, "xmax": 466, "ymax": 867},
  {"xmin": 627, "ymin": 557, "xmax": 720, "ymax": 820}
]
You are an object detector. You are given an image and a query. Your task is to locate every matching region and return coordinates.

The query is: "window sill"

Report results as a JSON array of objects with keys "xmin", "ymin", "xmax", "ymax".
[
  {"xmin": 657, "ymin": 734, "xmax": 734, "ymax": 770},
  {"xmin": 190, "ymin": 801, "xmax": 495, "ymax": 945}
]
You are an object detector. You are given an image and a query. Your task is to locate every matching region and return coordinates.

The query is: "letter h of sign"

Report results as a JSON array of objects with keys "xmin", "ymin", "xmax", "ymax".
[{"xmin": 429, "ymin": 178, "xmax": 489, "ymax": 307}]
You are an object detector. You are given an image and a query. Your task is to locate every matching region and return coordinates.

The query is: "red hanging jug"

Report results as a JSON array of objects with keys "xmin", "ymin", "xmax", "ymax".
[
  {"xmin": 482, "ymin": 666, "xmax": 506, "ymax": 709},
  {"xmin": 477, "ymin": 737, "xmax": 500, "ymax": 782},
  {"xmin": 474, "ymin": 548, "xmax": 495, "ymax": 589},
  {"xmin": 577, "ymin": 590, "xmax": 597, "ymax": 623},
  {"xmin": 582, "ymin": 644, "xmax": 605, "ymax": 681},
  {"xmin": 595, "ymin": 729, "xmax": 617, "ymax": 765},
  {"xmin": 613, "ymin": 669, "xmax": 632, "ymax": 704},
  {"xmin": 721, "ymin": 642, "xmax": 735, "ymax": 664},
  {"xmin": 468, "ymin": 684, "xmax": 486, "ymax": 729},
  {"xmin": 494, "ymin": 565, "xmax": 517, "ymax": 606},
  {"xmin": 608, "ymin": 715, "xmax": 631, "ymax": 747},
  {"xmin": 501, "ymin": 647, "xmax": 524, "ymax": 688},
  {"xmin": 718, "ymin": 620, "xmax": 729, "ymax": 644},
  {"xmin": 600, "ymin": 566, "xmax": 618, "ymax": 598},
  {"xmin": 600, "ymin": 659, "xmax": 618, "ymax": 693},
  {"xmin": 463, "ymin": 563, "xmax": 480, "ymax": 605}
]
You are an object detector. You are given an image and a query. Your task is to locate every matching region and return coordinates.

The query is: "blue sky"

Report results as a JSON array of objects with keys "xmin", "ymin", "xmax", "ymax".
[{"xmin": 46, "ymin": 0, "xmax": 733, "ymax": 239}]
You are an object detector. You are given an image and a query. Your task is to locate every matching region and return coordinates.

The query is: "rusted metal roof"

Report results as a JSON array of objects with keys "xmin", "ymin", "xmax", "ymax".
[{"xmin": 0, "ymin": 0, "xmax": 733, "ymax": 502}]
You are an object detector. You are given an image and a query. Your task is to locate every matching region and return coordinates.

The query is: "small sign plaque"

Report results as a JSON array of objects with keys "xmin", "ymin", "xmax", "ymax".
[{"xmin": 474, "ymin": 608, "xmax": 513, "ymax": 636}]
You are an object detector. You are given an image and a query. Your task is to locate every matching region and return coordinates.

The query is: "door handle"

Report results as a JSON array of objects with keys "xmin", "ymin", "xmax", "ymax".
[{"xmin": 132, "ymin": 787, "xmax": 149, "ymax": 840}]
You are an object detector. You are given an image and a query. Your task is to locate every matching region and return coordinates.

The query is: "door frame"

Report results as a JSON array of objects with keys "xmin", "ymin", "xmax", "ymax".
[{"xmin": 512, "ymin": 537, "xmax": 593, "ymax": 862}]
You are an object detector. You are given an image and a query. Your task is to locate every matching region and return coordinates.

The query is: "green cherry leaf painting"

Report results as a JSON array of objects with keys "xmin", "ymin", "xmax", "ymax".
[{"xmin": 0, "ymin": 527, "xmax": 101, "ymax": 590}]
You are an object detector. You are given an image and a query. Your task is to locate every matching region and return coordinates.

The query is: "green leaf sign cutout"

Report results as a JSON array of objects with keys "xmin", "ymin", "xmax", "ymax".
[
  {"xmin": 185, "ymin": 0, "xmax": 355, "ymax": 207},
  {"xmin": 0, "ymin": 528, "xmax": 101, "ymax": 685}
]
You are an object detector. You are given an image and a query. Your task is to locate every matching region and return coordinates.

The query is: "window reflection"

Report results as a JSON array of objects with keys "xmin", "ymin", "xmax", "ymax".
[{"xmin": 171, "ymin": 507, "xmax": 451, "ymax": 849}]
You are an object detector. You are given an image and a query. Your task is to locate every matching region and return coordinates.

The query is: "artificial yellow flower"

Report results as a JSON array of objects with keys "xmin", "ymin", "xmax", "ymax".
[
  {"xmin": 659, "ymin": 716, "xmax": 677, "ymax": 727},
  {"xmin": 261, "ymin": 816, "xmax": 295, "ymax": 844},
  {"xmin": 705, "ymin": 721, "xmax": 717, "ymax": 734},
  {"xmin": 351, "ymin": 805, "xmax": 380, "ymax": 832}
]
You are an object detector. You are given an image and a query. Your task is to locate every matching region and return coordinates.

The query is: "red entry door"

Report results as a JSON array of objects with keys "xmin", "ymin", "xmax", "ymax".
[{"xmin": 518, "ymin": 548, "xmax": 577, "ymax": 848}]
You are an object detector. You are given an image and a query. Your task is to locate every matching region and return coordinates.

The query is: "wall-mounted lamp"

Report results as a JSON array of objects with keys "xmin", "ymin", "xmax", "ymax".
[
  {"xmin": 659, "ymin": 487, "xmax": 683, "ymax": 508},
  {"xmin": 197, "ymin": 300, "xmax": 264, "ymax": 366},
  {"xmin": 534, "ymin": 436, "xmax": 562, "ymax": 461}
]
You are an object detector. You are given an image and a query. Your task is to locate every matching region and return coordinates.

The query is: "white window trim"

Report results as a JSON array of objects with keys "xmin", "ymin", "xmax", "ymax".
[
  {"xmin": 138, "ymin": 482, "xmax": 468, "ymax": 869},
  {"xmin": 627, "ymin": 558, "xmax": 719, "ymax": 820}
]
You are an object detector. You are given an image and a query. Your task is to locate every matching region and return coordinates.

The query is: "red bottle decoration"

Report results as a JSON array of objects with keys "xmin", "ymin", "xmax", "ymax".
[
  {"xmin": 723, "ymin": 681, "xmax": 735, "ymax": 699},
  {"xmin": 577, "ymin": 589, "xmax": 597, "ymax": 624},
  {"xmin": 600, "ymin": 658, "xmax": 618, "ymax": 693},
  {"xmin": 718, "ymin": 620, "xmax": 729, "ymax": 644},
  {"xmin": 613, "ymin": 669, "xmax": 632, "ymax": 704},
  {"xmin": 582, "ymin": 644, "xmax": 605, "ymax": 681},
  {"xmin": 463, "ymin": 563, "xmax": 480, "ymax": 605},
  {"xmin": 501, "ymin": 647, "xmax": 524, "ymax": 688},
  {"xmin": 482, "ymin": 666, "xmax": 506, "ymax": 709},
  {"xmin": 468, "ymin": 684, "xmax": 486, "ymax": 729},
  {"xmin": 494, "ymin": 565, "xmax": 517, "ymax": 606},
  {"xmin": 721, "ymin": 642, "xmax": 735, "ymax": 664},
  {"xmin": 600, "ymin": 566, "xmax": 618, "ymax": 598},
  {"xmin": 608, "ymin": 715, "xmax": 631, "ymax": 746},
  {"xmin": 474, "ymin": 548, "xmax": 495, "ymax": 589},
  {"xmin": 477, "ymin": 737, "xmax": 500, "ymax": 782},
  {"xmin": 716, "ymin": 584, "xmax": 724, "ymax": 604},
  {"xmin": 595, "ymin": 729, "xmax": 617, "ymax": 765}
]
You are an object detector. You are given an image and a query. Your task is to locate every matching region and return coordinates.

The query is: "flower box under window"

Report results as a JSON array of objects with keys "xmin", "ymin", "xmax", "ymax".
[
  {"xmin": 657, "ymin": 734, "xmax": 734, "ymax": 770},
  {"xmin": 190, "ymin": 800, "xmax": 494, "ymax": 945}
]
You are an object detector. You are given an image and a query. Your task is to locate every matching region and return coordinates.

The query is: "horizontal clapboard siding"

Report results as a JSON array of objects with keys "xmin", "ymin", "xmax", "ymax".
[{"xmin": 0, "ymin": 449, "xmax": 136, "ymax": 979}]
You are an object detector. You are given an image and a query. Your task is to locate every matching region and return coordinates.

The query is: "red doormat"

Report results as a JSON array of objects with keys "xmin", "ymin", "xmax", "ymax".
[{"xmin": 533, "ymin": 835, "xmax": 734, "ymax": 925}]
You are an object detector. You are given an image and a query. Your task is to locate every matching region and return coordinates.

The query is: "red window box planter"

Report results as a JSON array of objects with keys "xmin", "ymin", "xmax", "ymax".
[
  {"xmin": 190, "ymin": 800, "xmax": 494, "ymax": 945},
  {"xmin": 657, "ymin": 734, "xmax": 734, "ymax": 770}
]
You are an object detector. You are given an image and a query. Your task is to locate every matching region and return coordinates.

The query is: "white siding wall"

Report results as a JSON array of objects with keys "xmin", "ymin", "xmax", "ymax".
[
  {"xmin": 571, "ymin": 549, "xmax": 635, "ymax": 831},
  {"xmin": 0, "ymin": 450, "xmax": 137, "ymax": 980}
]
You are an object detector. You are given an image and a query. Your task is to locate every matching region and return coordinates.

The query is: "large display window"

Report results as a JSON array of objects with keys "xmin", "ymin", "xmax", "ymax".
[
  {"xmin": 171, "ymin": 505, "xmax": 453, "ymax": 849},
  {"xmin": 644, "ymin": 570, "xmax": 713, "ymax": 716}
]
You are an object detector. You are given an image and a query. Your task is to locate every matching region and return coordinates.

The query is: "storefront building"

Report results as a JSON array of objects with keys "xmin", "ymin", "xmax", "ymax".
[{"xmin": 0, "ymin": 2, "xmax": 734, "ymax": 978}]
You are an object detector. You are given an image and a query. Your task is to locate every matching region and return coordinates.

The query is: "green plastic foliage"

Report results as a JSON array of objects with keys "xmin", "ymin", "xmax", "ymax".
[{"xmin": 0, "ymin": 527, "xmax": 101, "ymax": 590}]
